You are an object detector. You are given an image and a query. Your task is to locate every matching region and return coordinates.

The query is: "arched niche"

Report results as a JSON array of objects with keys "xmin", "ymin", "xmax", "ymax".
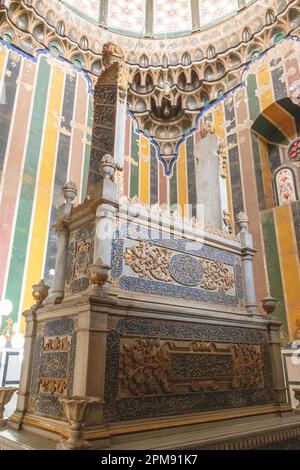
[{"xmin": 274, "ymin": 167, "xmax": 298, "ymax": 206}]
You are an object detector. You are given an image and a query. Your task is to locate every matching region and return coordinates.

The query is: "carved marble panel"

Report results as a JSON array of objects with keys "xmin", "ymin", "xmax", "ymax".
[
  {"xmin": 104, "ymin": 318, "xmax": 274, "ymax": 422},
  {"xmin": 65, "ymin": 223, "xmax": 95, "ymax": 294},
  {"xmin": 111, "ymin": 224, "xmax": 243, "ymax": 307},
  {"xmin": 30, "ymin": 318, "xmax": 77, "ymax": 418},
  {"xmin": 95, "ymin": 84, "xmax": 117, "ymax": 106}
]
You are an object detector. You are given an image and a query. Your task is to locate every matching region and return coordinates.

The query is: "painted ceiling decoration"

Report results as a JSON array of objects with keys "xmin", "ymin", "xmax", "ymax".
[
  {"xmin": 1, "ymin": 0, "xmax": 300, "ymax": 166},
  {"xmin": 61, "ymin": 0, "xmax": 249, "ymax": 36}
]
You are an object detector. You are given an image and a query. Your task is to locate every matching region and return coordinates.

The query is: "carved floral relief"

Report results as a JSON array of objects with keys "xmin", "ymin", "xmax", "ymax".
[
  {"xmin": 118, "ymin": 337, "xmax": 264, "ymax": 398},
  {"xmin": 124, "ymin": 240, "xmax": 235, "ymax": 294},
  {"xmin": 124, "ymin": 241, "xmax": 172, "ymax": 282}
]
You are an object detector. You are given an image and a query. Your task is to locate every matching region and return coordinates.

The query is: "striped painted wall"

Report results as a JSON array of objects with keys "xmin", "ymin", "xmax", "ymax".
[
  {"xmin": 0, "ymin": 36, "xmax": 300, "ymax": 340},
  {"xmin": 243, "ymin": 38, "xmax": 300, "ymax": 337},
  {"xmin": 0, "ymin": 42, "xmax": 93, "ymax": 332}
]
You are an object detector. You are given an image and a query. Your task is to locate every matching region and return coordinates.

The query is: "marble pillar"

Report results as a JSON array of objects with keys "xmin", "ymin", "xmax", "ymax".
[
  {"xmin": 237, "ymin": 212, "xmax": 258, "ymax": 314},
  {"xmin": 52, "ymin": 182, "xmax": 77, "ymax": 304}
]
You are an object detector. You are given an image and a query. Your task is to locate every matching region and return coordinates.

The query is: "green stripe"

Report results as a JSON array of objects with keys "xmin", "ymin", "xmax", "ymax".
[
  {"xmin": 129, "ymin": 129, "xmax": 139, "ymax": 198},
  {"xmin": 261, "ymin": 209, "xmax": 288, "ymax": 331},
  {"xmin": 251, "ymin": 132, "xmax": 265, "ymax": 210},
  {"xmin": 267, "ymin": 143, "xmax": 281, "ymax": 172},
  {"xmin": 252, "ymin": 115, "xmax": 289, "ymax": 145},
  {"xmin": 3, "ymin": 56, "xmax": 51, "ymax": 328},
  {"xmin": 169, "ymin": 164, "xmax": 178, "ymax": 209},
  {"xmin": 81, "ymin": 95, "xmax": 93, "ymax": 202},
  {"xmin": 247, "ymin": 74, "xmax": 260, "ymax": 122},
  {"xmin": 291, "ymin": 201, "xmax": 300, "ymax": 263}
]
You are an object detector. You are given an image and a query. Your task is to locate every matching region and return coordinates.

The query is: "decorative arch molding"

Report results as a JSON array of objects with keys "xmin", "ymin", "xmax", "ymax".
[{"xmin": 251, "ymin": 97, "xmax": 300, "ymax": 146}]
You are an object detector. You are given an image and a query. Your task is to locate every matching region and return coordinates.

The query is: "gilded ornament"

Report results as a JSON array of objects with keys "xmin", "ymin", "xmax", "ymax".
[
  {"xmin": 43, "ymin": 335, "xmax": 71, "ymax": 352},
  {"xmin": 32, "ymin": 279, "xmax": 49, "ymax": 306},
  {"xmin": 124, "ymin": 241, "xmax": 172, "ymax": 282},
  {"xmin": 200, "ymin": 259, "xmax": 235, "ymax": 293},
  {"xmin": 39, "ymin": 378, "xmax": 68, "ymax": 396}
]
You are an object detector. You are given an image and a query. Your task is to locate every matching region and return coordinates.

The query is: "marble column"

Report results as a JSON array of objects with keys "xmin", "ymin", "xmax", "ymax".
[
  {"xmin": 52, "ymin": 181, "xmax": 77, "ymax": 304},
  {"xmin": 237, "ymin": 212, "xmax": 258, "ymax": 314},
  {"xmin": 262, "ymin": 294, "xmax": 288, "ymax": 406},
  {"xmin": 93, "ymin": 154, "xmax": 118, "ymax": 277}
]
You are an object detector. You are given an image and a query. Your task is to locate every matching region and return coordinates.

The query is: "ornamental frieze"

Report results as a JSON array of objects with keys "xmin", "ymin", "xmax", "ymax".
[
  {"xmin": 118, "ymin": 337, "xmax": 264, "ymax": 399},
  {"xmin": 124, "ymin": 240, "xmax": 235, "ymax": 294}
]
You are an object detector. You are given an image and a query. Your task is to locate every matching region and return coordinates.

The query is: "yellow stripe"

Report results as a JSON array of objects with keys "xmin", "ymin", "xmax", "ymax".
[
  {"xmin": 20, "ymin": 65, "xmax": 65, "ymax": 331},
  {"xmin": 214, "ymin": 104, "xmax": 234, "ymax": 230},
  {"xmin": 263, "ymin": 103, "xmax": 297, "ymax": 141},
  {"xmin": 139, "ymin": 135, "xmax": 150, "ymax": 204},
  {"xmin": 257, "ymin": 65, "xmax": 274, "ymax": 111},
  {"xmin": 258, "ymin": 138, "xmax": 274, "ymax": 209},
  {"xmin": 0, "ymin": 45, "xmax": 7, "ymax": 80},
  {"xmin": 214, "ymin": 104, "xmax": 225, "ymax": 139},
  {"xmin": 274, "ymin": 205, "xmax": 300, "ymax": 339},
  {"xmin": 177, "ymin": 143, "xmax": 188, "ymax": 217}
]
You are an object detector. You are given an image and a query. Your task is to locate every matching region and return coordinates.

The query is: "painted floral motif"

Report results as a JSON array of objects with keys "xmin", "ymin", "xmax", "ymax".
[
  {"xmin": 275, "ymin": 168, "xmax": 297, "ymax": 205},
  {"xmin": 288, "ymin": 139, "xmax": 300, "ymax": 162},
  {"xmin": 199, "ymin": 0, "xmax": 239, "ymax": 27},
  {"xmin": 66, "ymin": 0, "xmax": 100, "ymax": 20},
  {"xmin": 153, "ymin": 0, "xmax": 192, "ymax": 34},
  {"xmin": 108, "ymin": 0, "xmax": 145, "ymax": 34}
]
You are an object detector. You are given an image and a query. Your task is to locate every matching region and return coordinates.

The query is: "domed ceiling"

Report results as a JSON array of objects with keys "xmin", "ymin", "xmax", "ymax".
[{"xmin": 62, "ymin": 0, "xmax": 255, "ymax": 37}]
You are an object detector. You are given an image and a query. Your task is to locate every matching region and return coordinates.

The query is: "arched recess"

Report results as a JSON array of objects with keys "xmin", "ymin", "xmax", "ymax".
[
  {"xmin": 251, "ymin": 98, "xmax": 300, "ymax": 211},
  {"xmin": 251, "ymin": 98, "xmax": 300, "ymax": 340}
]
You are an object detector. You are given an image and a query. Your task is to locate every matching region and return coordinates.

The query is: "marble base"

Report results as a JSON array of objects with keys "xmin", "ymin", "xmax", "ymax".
[
  {"xmin": 0, "ymin": 418, "xmax": 8, "ymax": 428},
  {"xmin": 1, "ymin": 289, "xmax": 293, "ymax": 451},
  {"xmin": 1, "ymin": 412, "xmax": 300, "ymax": 450}
]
